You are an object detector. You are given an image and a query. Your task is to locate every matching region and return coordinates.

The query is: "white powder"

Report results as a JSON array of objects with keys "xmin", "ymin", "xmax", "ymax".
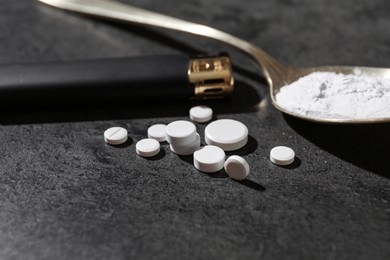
[{"xmin": 275, "ymin": 71, "xmax": 390, "ymax": 120}]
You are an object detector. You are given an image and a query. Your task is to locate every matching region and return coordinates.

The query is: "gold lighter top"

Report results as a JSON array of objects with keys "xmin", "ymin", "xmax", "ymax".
[{"xmin": 188, "ymin": 54, "xmax": 234, "ymax": 99}]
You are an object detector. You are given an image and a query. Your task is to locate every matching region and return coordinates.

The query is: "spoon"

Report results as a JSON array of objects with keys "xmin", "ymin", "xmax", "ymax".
[{"xmin": 38, "ymin": 0, "xmax": 390, "ymax": 124}]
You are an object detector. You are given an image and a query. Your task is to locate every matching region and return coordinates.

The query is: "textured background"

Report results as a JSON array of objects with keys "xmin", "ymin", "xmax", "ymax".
[{"xmin": 0, "ymin": 0, "xmax": 390, "ymax": 259}]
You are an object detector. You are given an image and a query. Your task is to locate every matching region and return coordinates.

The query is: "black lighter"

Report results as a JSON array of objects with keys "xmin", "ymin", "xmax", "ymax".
[{"xmin": 0, "ymin": 54, "xmax": 234, "ymax": 105}]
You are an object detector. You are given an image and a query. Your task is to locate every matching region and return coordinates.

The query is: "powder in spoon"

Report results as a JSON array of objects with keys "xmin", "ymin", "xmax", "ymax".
[{"xmin": 275, "ymin": 71, "xmax": 390, "ymax": 120}]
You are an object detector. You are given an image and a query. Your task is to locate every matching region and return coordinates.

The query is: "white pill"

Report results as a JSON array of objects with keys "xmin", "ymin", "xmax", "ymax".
[
  {"xmin": 270, "ymin": 146, "xmax": 295, "ymax": 166},
  {"xmin": 170, "ymin": 133, "xmax": 201, "ymax": 156},
  {"xmin": 148, "ymin": 124, "xmax": 167, "ymax": 142},
  {"xmin": 193, "ymin": 145, "xmax": 225, "ymax": 173},
  {"xmin": 104, "ymin": 127, "xmax": 128, "ymax": 145},
  {"xmin": 189, "ymin": 105, "xmax": 213, "ymax": 123},
  {"xmin": 224, "ymin": 155, "xmax": 250, "ymax": 180},
  {"xmin": 205, "ymin": 119, "xmax": 248, "ymax": 151},
  {"xmin": 166, "ymin": 120, "xmax": 197, "ymax": 146},
  {"xmin": 136, "ymin": 138, "xmax": 160, "ymax": 158}
]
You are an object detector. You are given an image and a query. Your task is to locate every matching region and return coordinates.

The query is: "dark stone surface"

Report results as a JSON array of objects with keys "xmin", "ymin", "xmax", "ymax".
[{"xmin": 0, "ymin": 0, "xmax": 389, "ymax": 259}]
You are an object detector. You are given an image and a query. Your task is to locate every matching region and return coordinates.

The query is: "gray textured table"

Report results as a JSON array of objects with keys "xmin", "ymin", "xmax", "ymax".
[{"xmin": 1, "ymin": 0, "xmax": 389, "ymax": 259}]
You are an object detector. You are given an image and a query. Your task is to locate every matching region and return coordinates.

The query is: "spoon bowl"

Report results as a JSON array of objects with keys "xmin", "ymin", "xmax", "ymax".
[{"xmin": 38, "ymin": 0, "xmax": 390, "ymax": 123}]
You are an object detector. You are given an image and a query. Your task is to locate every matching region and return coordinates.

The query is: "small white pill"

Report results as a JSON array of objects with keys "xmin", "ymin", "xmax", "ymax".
[
  {"xmin": 193, "ymin": 145, "xmax": 225, "ymax": 173},
  {"xmin": 270, "ymin": 146, "xmax": 295, "ymax": 166},
  {"xmin": 104, "ymin": 127, "xmax": 128, "ymax": 145},
  {"xmin": 205, "ymin": 119, "xmax": 248, "ymax": 151},
  {"xmin": 224, "ymin": 155, "xmax": 250, "ymax": 180},
  {"xmin": 148, "ymin": 124, "xmax": 167, "ymax": 142},
  {"xmin": 170, "ymin": 133, "xmax": 201, "ymax": 156},
  {"xmin": 166, "ymin": 120, "xmax": 197, "ymax": 146},
  {"xmin": 136, "ymin": 138, "xmax": 160, "ymax": 158},
  {"xmin": 189, "ymin": 105, "xmax": 213, "ymax": 123}
]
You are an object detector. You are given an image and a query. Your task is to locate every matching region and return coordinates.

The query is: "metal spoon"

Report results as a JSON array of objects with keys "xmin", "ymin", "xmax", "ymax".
[{"xmin": 38, "ymin": 0, "xmax": 390, "ymax": 124}]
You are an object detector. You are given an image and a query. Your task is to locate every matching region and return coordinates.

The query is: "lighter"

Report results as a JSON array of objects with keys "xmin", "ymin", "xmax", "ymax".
[{"xmin": 0, "ymin": 54, "xmax": 234, "ymax": 105}]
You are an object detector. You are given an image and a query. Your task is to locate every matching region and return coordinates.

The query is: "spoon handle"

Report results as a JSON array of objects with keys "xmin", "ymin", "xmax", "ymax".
[
  {"xmin": 38, "ymin": 0, "xmax": 289, "ymax": 84},
  {"xmin": 38, "ymin": 0, "xmax": 258, "ymax": 59}
]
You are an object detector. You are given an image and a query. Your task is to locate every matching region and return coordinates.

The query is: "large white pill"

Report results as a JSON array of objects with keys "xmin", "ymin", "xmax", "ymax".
[
  {"xmin": 136, "ymin": 138, "xmax": 160, "ymax": 158},
  {"xmin": 166, "ymin": 120, "xmax": 197, "ymax": 146},
  {"xmin": 104, "ymin": 127, "xmax": 128, "ymax": 145},
  {"xmin": 189, "ymin": 105, "xmax": 213, "ymax": 123},
  {"xmin": 170, "ymin": 133, "xmax": 201, "ymax": 156},
  {"xmin": 205, "ymin": 119, "xmax": 248, "ymax": 151},
  {"xmin": 148, "ymin": 124, "xmax": 167, "ymax": 142},
  {"xmin": 270, "ymin": 146, "xmax": 295, "ymax": 166},
  {"xmin": 224, "ymin": 155, "xmax": 250, "ymax": 180},
  {"xmin": 193, "ymin": 145, "xmax": 225, "ymax": 173}
]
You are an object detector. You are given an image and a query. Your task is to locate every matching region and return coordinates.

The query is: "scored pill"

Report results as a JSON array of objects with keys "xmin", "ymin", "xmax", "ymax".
[{"xmin": 104, "ymin": 127, "xmax": 128, "ymax": 145}]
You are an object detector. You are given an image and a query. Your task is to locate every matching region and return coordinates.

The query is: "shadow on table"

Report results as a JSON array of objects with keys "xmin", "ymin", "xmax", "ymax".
[
  {"xmin": 176, "ymin": 157, "xmax": 266, "ymax": 191},
  {"xmin": 176, "ymin": 136, "xmax": 265, "ymax": 191},
  {"xmin": 284, "ymin": 114, "xmax": 390, "ymax": 179},
  {"xmin": 233, "ymin": 179, "xmax": 266, "ymax": 191},
  {"xmin": 205, "ymin": 170, "xmax": 266, "ymax": 192}
]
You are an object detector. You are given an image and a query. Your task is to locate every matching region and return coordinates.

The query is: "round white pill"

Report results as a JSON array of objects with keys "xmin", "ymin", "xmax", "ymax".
[
  {"xmin": 170, "ymin": 133, "xmax": 201, "ymax": 156},
  {"xmin": 136, "ymin": 138, "xmax": 160, "ymax": 158},
  {"xmin": 205, "ymin": 119, "xmax": 248, "ymax": 151},
  {"xmin": 270, "ymin": 146, "xmax": 295, "ymax": 166},
  {"xmin": 193, "ymin": 145, "xmax": 225, "ymax": 173},
  {"xmin": 224, "ymin": 155, "xmax": 250, "ymax": 180},
  {"xmin": 147, "ymin": 124, "xmax": 167, "ymax": 142},
  {"xmin": 104, "ymin": 127, "xmax": 128, "ymax": 145},
  {"xmin": 189, "ymin": 105, "xmax": 213, "ymax": 123},
  {"xmin": 166, "ymin": 120, "xmax": 197, "ymax": 146}
]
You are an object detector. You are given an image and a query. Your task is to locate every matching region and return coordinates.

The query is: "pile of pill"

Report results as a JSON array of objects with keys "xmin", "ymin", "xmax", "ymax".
[
  {"xmin": 166, "ymin": 120, "xmax": 200, "ymax": 156},
  {"xmin": 104, "ymin": 105, "xmax": 296, "ymax": 181}
]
